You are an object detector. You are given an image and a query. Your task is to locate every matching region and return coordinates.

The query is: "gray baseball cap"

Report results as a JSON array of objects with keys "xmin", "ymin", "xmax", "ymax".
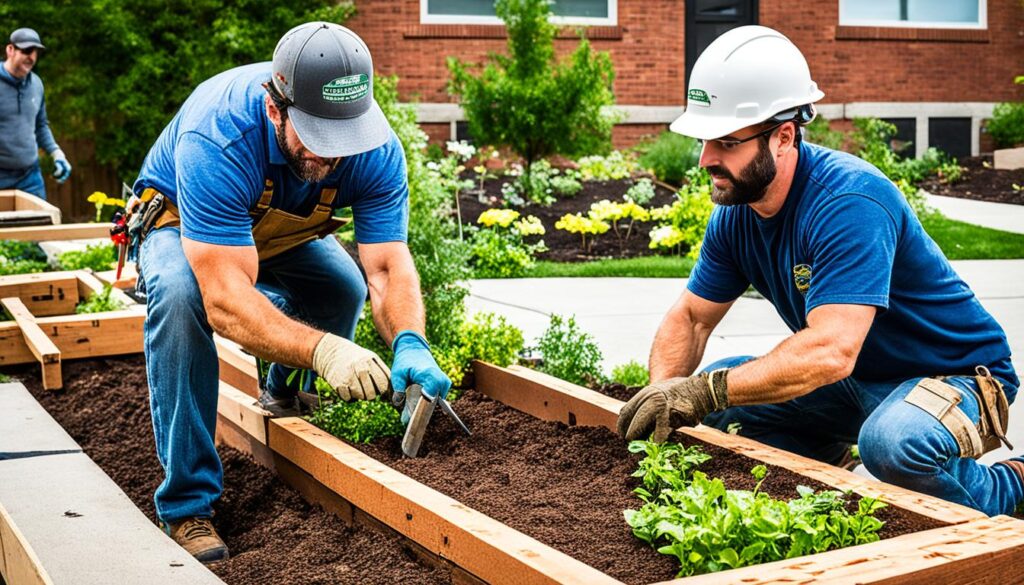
[
  {"xmin": 271, "ymin": 22, "xmax": 390, "ymax": 158},
  {"xmin": 10, "ymin": 28, "xmax": 45, "ymax": 50}
]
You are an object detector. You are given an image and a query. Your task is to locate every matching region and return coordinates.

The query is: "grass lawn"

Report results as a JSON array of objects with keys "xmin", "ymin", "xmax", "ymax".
[{"xmin": 508, "ymin": 213, "xmax": 1023, "ymax": 278}]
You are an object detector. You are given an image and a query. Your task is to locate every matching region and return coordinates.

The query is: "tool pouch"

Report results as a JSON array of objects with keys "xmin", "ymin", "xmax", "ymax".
[{"xmin": 973, "ymin": 365, "xmax": 1013, "ymax": 453}]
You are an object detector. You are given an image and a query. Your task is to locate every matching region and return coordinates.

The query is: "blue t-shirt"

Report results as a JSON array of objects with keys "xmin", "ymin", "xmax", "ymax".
[
  {"xmin": 134, "ymin": 62, "xmax": 408, "ymax": 246},
  {"xmin": 688, "ymin": 141, "xmax": 1017, "ymax": 389}
]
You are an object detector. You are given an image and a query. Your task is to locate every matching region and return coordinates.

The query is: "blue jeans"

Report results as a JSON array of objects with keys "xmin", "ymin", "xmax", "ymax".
[
  {"xmin": 701, "ymin": 356, "xmax": 1023, "ymax": 516},
  {"xmin": 0, "ymin": 162, "xmax": 45, "ymax": 199},
  {"xmin": 138, "ymin": 227, "xmax": 367, "ymax": 523}
]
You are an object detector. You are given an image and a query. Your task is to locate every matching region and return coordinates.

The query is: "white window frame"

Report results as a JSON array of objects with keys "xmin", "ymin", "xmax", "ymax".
[
  {"xmin": 838, "ymin": 0, "xmax": 987, "ymax": 29},
  {"xmin": 420, "ymin": 0, "xmax": 617, "ymax": 26}
]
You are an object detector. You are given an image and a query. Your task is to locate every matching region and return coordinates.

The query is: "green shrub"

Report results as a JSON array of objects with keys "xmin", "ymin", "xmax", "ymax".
[
  {"xmin": 624, "ymin": 178, "xmax": 657, "ymax": 206},
  {"xmin": 307, "ymin": 392, "xmax": 403, "ymax": 444},
  {"xmin": 448, "ymin": 0, "xmax": 616, "ymax": 199},
  {"xmin": 550, "ymin": 174, "xmax": 583, "ymax": 197},
  {"xmin": 536, "ymin": 314, "xmax": 604, "ymax": 386},
  {"xmin": 437, "ymin": 312, "xmax": 525, "ymax": 388},
  {"xmin": 649, "ymin": 167, "xmax": 714, "ymax": 258},
  {"xmin": 804, "ymin": 116, "xmax": 846, "ymax": 151},
  {"xmin": 987, "ymin": 102, "xmax": 1024, "ymax": 148},
  {"xmin": 75, "ymin": 284, "xmax": 126, "ymax": 314},
  {"xmin": 639, "ymin": 132, "xmax": 700, "ymax": 185},
  {"xmin": 0, "ymin": 240, "xmax": 47, "ymax": 263},
  {"xmin": 468, "ymin": 227, "xmax": 537, "ymax": 278},
  {"xmin": 576, "ymin": 151, "xmax": 636, "ymax": 181},
  {"xmin": 611, "ymin": 360, "xmax": 649, "ymax": 387},
  {"xmin": 58, "ymin": 243, "xmax": 117, "ymax": 272}
]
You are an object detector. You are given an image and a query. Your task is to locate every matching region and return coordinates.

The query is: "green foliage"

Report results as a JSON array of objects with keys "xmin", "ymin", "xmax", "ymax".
[
  {"xmin": 0, "ymin": 1, "xmax": 356, "ymax": 181},
  {"xmin": 576, "ymin": 151, "xmax": 637, "ymax": 181},
  {"xmin": 624, "ymin": 178, "xmax": 657, "ymax": 206},
  {"xmin": 503, "ymin": 160, "xmax": 579, "ymax": 205},
  {"xmin": 624, "ymin": 440, "xmax": 887, "ymax": 577},
  {"xmin": 436, "ymin": 312, "xmax": 525, "ymax": 387},
  {"xmin": 639, "ymin": 132, "xmax": 701, "ymax": 186},
  {"xmin": 0, "ymin": 240, "xmax": 49, "ymax": 275},
  {"xmin": 0, "ymin": 260, "xmax": 49, "ymax": 276},
  {"xmin": 987, "ymin": 101, "xmax": 1024, "ymax": 148},
  {"xmin": 307, "ymin": 391, "xmax": 403, "ymax": 444},
  {"xmin": 75, "ymin": 284, "xmax": 126, "ymax": 314},
  {"xmin": 804, "ymin": 116, "xmax": 846, "ymax": 151},
  {"xmin": 58, "ymin": 243, "xmax": 117, "ymax": 272},
  {"xmin": 648, "ymin": 167, "xmax": 714, "ymax": 258},
  {"xmin": 549, "ymin": 174, "xmax": 583, "ymax": 198},
  {"xmin": 611, "ymin": 360, "xmax": 649, "ymax": 387},
  {"xmin": 468, "ymin": 226, "xmax": 539, "ymax": 278},
  {"xmin": 535, "ymin": 314, "xmax": 604, "ymax": 386},
  {"xmin": 448, "ymin": 0, "xmax": 617, "ymax": 182}
]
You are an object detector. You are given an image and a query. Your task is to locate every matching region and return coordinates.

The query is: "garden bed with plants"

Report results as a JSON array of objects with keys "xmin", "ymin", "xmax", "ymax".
[
  {"xmin": 920, "ymin": 154, "xmax": 1024, "ymax": 205},
  {"xmin": 11, "ymin": 355, "xmax": 453, "ymax": 585}
]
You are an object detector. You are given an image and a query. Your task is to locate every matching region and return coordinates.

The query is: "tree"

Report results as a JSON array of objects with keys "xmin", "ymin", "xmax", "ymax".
[{"xmin": 447, "ymin": 0, "xmax": 616, "ymax": 195}]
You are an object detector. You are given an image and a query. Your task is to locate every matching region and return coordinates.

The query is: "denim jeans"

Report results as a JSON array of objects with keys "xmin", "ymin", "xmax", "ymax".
[
  {"xmin": 701, "ymin": 356, "xmax": 1023, "ymax": 516},
  {"xmin": 0, "ymin": 162, "xmax": 45, "ymax": 199},
  {"xmin": 138, "ymin": 227, "xmax": 367, "ymax": 523}
]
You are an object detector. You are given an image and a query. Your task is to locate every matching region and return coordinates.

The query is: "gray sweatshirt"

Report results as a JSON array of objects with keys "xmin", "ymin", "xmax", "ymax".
[{"xmin": 0, "ymin": 62, "xmax": 59, "ymax": 170}]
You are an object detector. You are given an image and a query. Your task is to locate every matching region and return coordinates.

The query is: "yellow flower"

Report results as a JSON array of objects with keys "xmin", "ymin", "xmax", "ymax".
[
  {"xmin": 87, "ymin": 191, "xmax": 108, "ymax": 204},
  {"xmin": 477, "ymin": 209, "xmax": 520, "ymax": 228},
  {"xmin": 555, "ymin": 213, "xmax": 609, "ymax": 235},
  {"xmin": 512, "ymin": 215, "xmax": 545, "ymax": 236}
]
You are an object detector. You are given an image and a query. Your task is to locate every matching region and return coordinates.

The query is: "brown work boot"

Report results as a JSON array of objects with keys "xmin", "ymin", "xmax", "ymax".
[{"xmin": 160, "ymin": 517, "xmax": 229, "ymax": 565}]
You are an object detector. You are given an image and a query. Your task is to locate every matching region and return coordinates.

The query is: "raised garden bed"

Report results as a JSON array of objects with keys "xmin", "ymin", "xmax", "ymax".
[{"xmin": 920, "ymin": 154, "xmax": 1024, "ymax": 205}]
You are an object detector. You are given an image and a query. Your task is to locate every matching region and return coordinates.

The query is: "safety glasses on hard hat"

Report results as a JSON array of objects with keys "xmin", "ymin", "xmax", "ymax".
[{"xmin": 698, "ymin": 120, "xmax": 786, "ymax": 151}]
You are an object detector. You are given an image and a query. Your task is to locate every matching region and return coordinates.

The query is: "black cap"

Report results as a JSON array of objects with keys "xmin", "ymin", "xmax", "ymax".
[
  {"xmin": 271, "ymin": 22, "xmax": 390, "ymax": 158},
  {"xmin": 10, "ymin": 28, "xmax": 45, "ymax": 51}
]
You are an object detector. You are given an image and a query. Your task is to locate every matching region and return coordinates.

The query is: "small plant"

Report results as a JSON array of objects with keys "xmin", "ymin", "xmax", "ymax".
[
  {"xmin": 307, "ymin": 390, "xmax": 404, "ymax": 444},
  {"xmin": 648, "ymin": 167, "xmax": 713, "ymax": 258},
  {"xmin": 986, "ymin": 76, "xmax": 1024, "ymax": 148},
  {"xmin": 427, "ymin": 141, "xmax": 478, "ymax": 240},
  {"xmin": 437, "ymin": 312, "xmax": 526, "ymax": 388},
  {"xmin": 554, "ymin": 213, "xmax": 609, "ymax": 253},
  {"xmin": 86, "ymin": 191, "xmax": 126, "ymax": 223},
  {"xmin": 611, "ymin": 360, "xmax": 649, "ymax": 387},
  {"xmin": 58, "ymin": 243, "xmax": 118, "ymax": 272},
  {"xmin": 638, "ymin": 132, "xmax": 701, "ymax": 185},
  {"xmin": 469, "ymin": 209, "xmax": 546, "ymax": 278},
  {"xmin": 75, "ymin": 284, "xmax": 126, "ymax": 314},
  {"xmin": 624, "ymin": 178, "xmax": 657, "ymax": 206},
  {"xmin": 576, "ymin": 151, "xmax": 636, "ymax": 181},
  {"xmin": 535, "ymin": 314, "xmax": 604, "ymax": 386},
  {"xmin": 0, "ymin": 239, "xmax": 49, "ymax": 275},
  {"xmin": 588, "ymin": 199, "xmax": 650, "ymax": 242},
  {"xmin": 549, "ymin": 174, "xmax": 583, "ymax": 197}
]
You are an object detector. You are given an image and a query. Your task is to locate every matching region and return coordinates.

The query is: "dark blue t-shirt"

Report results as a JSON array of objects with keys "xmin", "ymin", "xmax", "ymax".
[
  {"xmin": 134, "ymin": 62, "xmax": 408, "ymax": 247},
  {"xmin": 688, "ymin": 141, "xmax": 1017, "ymax": 389}
]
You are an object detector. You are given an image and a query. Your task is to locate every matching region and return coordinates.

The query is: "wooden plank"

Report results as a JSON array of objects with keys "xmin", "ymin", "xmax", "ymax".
[
  {"xmin": 93, "ymin": 263, "xmax": 138, "ymax": 290},
  {"xmin": 268, "ymin": 417, "xmax": 622, "ymax": 585},
  {"xmin": 0, "ymin": 297, "xmax": 61, "ymax": 390},
  {"xmin": 11, "ymin": 191, "xmax": 61, "ymax": 224},
  {"xmin": 0, "ymin": 502, "xmax": 53, "ymax": 585},
  {"xmin": 215, "ymin": 336, "xmax": 259, "ymax": 397},
  {"xmin": 216, "ymin": 380, "xmax": 269, "ymax": 445},
  {"xmin": 0, "ymin": 311, "xmax": 143, "ymax": 366},
  {"xmin": 0, "ymin": 223, "xmax": 110, "ymax": 242},
  {"xmin": 472, "ymin": 362, "xmax": 987, "ymax": 526},
  {"xmin": 658, "ymin": 515, "xmax": 1024, "ymax": 585},
  {"xmin": 0, "ymin": 272, "xmax": 80, "ymax": 317}
]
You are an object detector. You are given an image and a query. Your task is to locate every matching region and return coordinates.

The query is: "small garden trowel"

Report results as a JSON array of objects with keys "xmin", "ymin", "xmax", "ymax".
[{"xmin": 393, "ymin": 384, "xmax": 471, "ymax": 458}]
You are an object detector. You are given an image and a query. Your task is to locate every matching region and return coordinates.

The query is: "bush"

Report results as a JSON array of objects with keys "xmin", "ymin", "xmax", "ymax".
[
  {"xmin": 58, "ymin": 243, "xmax": 117, "ymax": 272},
  {"xmin": 987, "ymin": 102, "xmax": 1024, "ymax": 148},
  {"xmin": 639, "ymin": 132, "xmax": 700, "ymax": 186},
  {"xmin": 307, "ymin": 393, "xmax": 403, "ymax": 444},
  {"xmin": 0, "ymin": 260, "xmax": 48, "ymax": 276},
  {"xmin": 649, "ymin": 167, "xmax": 713, "ymax": 258},
  {"xmin": 576, "ymin": 151, "xmax": 637, "ymax": 181},
  {"xmin": 624, "ymin": 178, "xmax": 656, "ymax": 206},
  {"xmin": 448, "ymin": 0, "xmax": 616, "ymax": 198},
  {"xmin": 550, "ymin": 174, "xmax": 583, "ymax": 197},
  {"xmin": 535, "ymin": 314, "xmax": 604, "ymax": 386},
  {"xmin": 440, "ymin": 312, "xmax": 525, "ymax": 387},
  {"xmin": 0, "ymin": 240, "xmax": 47, "ymax": 263},
  {"xmin": 468, "ymin": 227, "xmax": 537, "ymax": 278},
  {"xmin": 611, "ymin": 360, "xmax": 649, "ymax": 387},
  {"xmin": 804, "ymin": 116, "xmax": 846, "ymax": 151}
]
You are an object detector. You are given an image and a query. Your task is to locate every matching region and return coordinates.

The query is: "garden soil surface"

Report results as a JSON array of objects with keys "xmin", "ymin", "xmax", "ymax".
[
  {"xmin": 357, "ymin": 388, "xmax": 946, "ymax": 584},
  {"xmin": 458, "ymin": 175, "xmax": 681, "ymax": 262},
  {"xmin": 920, "ymin": 154, "xmax": 1024, "ymax": 205},
  {"xmin": 12, "ymin": 356, "xmax": 451, "ymax": 585}
]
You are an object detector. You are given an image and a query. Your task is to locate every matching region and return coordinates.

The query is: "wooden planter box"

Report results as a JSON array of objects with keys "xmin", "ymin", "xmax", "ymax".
[
  {"xmin": 0, "ymin": 271, "xmax": 143, "ymax": 389},
  {"xmin": 213, "ymin": 340, "xmax": 1024, "ymax": 584},
  {"xmin": 0, "ymin": 190, "xmax": 61, "ymax": 227}
]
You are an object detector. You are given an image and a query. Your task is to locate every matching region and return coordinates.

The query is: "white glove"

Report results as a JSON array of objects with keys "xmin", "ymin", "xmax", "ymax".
[
  {"xmin": 52, "ymin": 149, "xmax": 72, "ymax": 183},
  {"xmin": 312, "ymin": 333, "xmax": 391, "ymax": 401}
]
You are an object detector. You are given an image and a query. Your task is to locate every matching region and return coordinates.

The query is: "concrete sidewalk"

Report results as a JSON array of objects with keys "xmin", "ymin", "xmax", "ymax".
[
  {"xmin": 467, "ymin": 259, "xmax": 1024, "ymax": 466},
  {"xmin": 924, "ymin": 191, "xmax": 1024, "ymax": 234}
]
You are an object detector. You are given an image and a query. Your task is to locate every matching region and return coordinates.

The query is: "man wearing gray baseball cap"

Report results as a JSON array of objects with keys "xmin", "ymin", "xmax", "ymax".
[
  {"xmin": 0, "ymin": 28, "xmax": 72, "ymax": 199},
  {"xmin": 132, "ymin": 22, "xmax": 451, "ymax": 564}
]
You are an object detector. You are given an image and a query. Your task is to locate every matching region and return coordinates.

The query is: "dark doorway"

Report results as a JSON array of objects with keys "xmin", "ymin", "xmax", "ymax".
[
  {"xmin": 929, "ymin": 117, "xmax": 972, "ymax": 161},
  {"xmin": 685, "ymin": 0, "xmax": 759, "ymax": 88}
]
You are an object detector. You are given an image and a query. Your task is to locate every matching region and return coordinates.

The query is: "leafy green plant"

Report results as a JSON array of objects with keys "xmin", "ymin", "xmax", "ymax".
[
  {"xmin": 549, "ymin": 174, "xmax": 583, "ymax": 197},
  {"xmin": 307, "ymin": 389, "xmax": 403, "ymax": 444},
  {"xmin": 469, "ymin": 209, "xmax": 546, "ymax": 278},
  {"xmin": 639, "ymin": 132, "xmax": 700, "ymax": 185},
  {"xmin": 75, "ymin": 284, "xmax": 126, "ymax": 314},
  {"xmin": 624, "ymin": 178, "xmax": 657, "ymax": 206},
  {"xmin": 624, "ymin": 440, "xmax": 888, "ymax": 577},
  {"xmin": 576, "ymin": 151, "xmax": 637, "ymax": 181},
  {"xmin": 58, "ymin": 243, "xmax": 118, "ymax": 272},
  {"xmin": 987, "ymin": 76, "xmax": 1024, "ymax": 148},
  {"xmin": 804, "ymin": 116, "xmax": 846, "ymax": 151},
  {"xmin": 611, "ymin": 360, "xmax": 650, "ymax": 387},
  {"xmin": 448, "ymin": 0, "xmax": 616, "ymax": 202},
  {"xmin": 436, "ymin": 312, "xmax": 525, "ymax": 388},
  {"xmin": 0, "ymin": 240, "xmax": 49, "ymax": 276},
  {"xmin": 0, "ymin": 260, "xmax": 48, "ymax": 276},
  {"xmin": 649, "ymin": 167, "xmax": 714, "ymax": 258},
  {"xmin": 535, "ymin": 314, "xmax": 604, "ymax": 386}
]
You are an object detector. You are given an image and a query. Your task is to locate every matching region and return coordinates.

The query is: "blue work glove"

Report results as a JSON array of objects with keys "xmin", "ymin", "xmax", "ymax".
[
  {"xmin": 52, "ymin": 150, "xmax": 72, "ymax": 183},
  {"xmin": 391, "ymin": 330, "xmax": 452, "ymax": 403}
]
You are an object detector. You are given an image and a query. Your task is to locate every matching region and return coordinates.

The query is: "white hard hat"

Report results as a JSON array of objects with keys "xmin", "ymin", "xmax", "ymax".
[{"xmin": 670, "ymin": 25, "xmax": 824, "ymax": 140}]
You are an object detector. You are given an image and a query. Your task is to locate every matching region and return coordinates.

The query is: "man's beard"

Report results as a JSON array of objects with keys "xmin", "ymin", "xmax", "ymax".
[
  {"xmin": 276, "ymin": 118, "xmax": 337, "ymax": 182},
  {"xmin": 706, "ymin": 138, "xmax": 777, "ymax": 206}
]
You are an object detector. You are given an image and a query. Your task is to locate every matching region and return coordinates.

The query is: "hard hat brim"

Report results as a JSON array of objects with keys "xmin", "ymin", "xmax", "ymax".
[{"xmin": 669, "ymin": 109, "xmax": 757, "ymax": 141}]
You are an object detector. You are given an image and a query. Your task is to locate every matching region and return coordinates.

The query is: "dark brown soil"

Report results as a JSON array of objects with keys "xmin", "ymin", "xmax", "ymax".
[
  {"xmin": 355, "ymin": 389, "xmax": 946, "ymax": 585},
  {"xmin": 11, "ymin": 356, "xmax": 450, "ymax": 585},
  {"xmin": 458, "ymin": 175, "xmax": 681, "ymax": 262},
  {"xmin": 919, "ymin": 154, "xmax": 1024, "ymax": 205}
]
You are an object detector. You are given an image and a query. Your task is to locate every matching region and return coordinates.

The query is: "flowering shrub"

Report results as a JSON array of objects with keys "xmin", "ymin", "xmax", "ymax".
[
  {"xmin": 589, "ymin": 199, "xmax": 650, "ymax": 241},
  {"xmin": 648, "ymin": 167, "xmax": 713, "ymax": 258},
  {"xmin": 469, "ymin": 210, "xmax": 546, "ymax": 278},
  {"xmin": 555, "ymin": 213, "xmax": 610, "ymax": 253}
]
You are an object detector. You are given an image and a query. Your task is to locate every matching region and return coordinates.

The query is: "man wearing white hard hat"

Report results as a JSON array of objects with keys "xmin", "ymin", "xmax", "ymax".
[
  {"xmin": 132, "ymin": 22, "xmax": 452, "ymax": 563},
  {"xmin": 618, "ymin": 26, "xmax": 1023, "ymax": 517}
]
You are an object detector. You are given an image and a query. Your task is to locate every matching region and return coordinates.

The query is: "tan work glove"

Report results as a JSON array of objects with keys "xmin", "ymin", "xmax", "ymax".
[
  {"xmin": 617, "ymin": 369, "xmax": 730, "ymax": 442},
  {"xmin": 312, "ymin": 333, "xmax": 391, "ymax": 401}
]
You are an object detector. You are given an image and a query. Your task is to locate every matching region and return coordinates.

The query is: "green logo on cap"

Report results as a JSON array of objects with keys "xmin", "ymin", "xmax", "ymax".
[
  {"xmin": 688, "ymin": 88, "xmax": 711, "ymax": 107},
  {"xmin": 323, "ymin": 74, "xmax": 369, "ymax": 103}
]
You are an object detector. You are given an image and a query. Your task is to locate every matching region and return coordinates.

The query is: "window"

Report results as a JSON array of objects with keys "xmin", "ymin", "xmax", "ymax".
[
  {"xmin": 421, "ymin": 0, "xmax": 617, "ymax": 25},
  {"xmin": 839, "ymin": 0, "xmax": 985, "ymax": 29}
]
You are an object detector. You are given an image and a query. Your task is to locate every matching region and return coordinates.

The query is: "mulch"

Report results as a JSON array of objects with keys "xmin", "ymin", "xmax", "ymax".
[
  {"xmin": 13, "ymin": 356, "xmax": 451, "ymax": 585},
  {"xmin": 457, "ymin": 175, "xmax": 681, "ymax": 262},
  {"xmin": 918, "ymin": 154, "xmax": 1024, "ymax": 205}
]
